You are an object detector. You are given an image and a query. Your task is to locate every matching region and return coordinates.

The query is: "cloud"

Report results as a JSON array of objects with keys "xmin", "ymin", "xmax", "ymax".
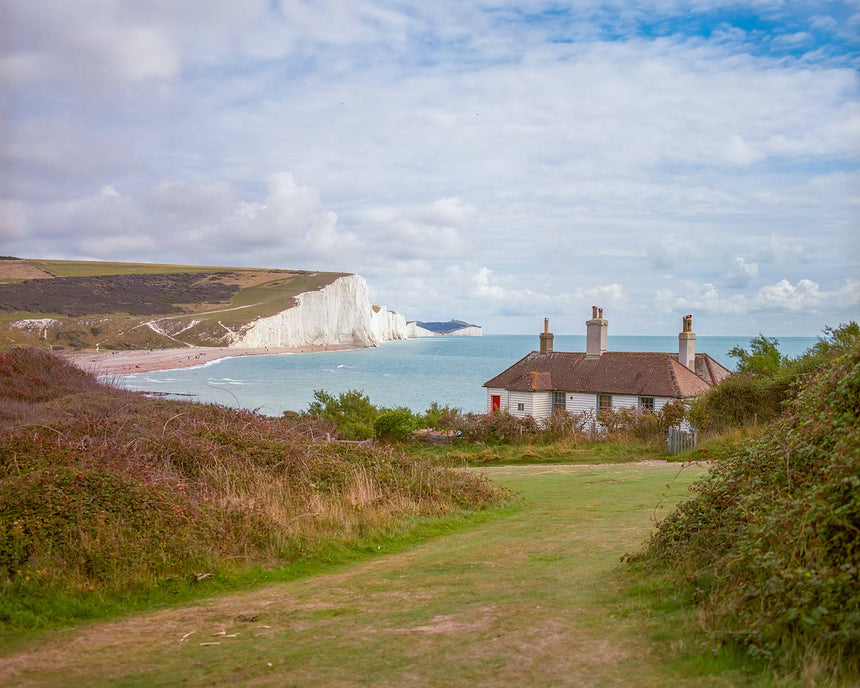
[
  {"xmin": 146, "ymin": 181, "xmax": 237, "ymax": 222},
  {"xmin": 2, "ymin": 1, "xmax": 856, "ymax": 335},
  {"xmin": 470, "ymin": 265, "xmax": 624, "ymax": 317},
  {"xmin": 656, "ymin": 282, "xmax": 748, "ymax": 315},
  {"xmin": 647, "ymin": 233, "xmax": 700, "ymax": 270},
  {"xmin": 1, "ymin": 2, "xmax": 179, "ymax": 86},
  {"xmin": 656, "ymin": 277, "xmax": 860, "ymax": 319},
  {"xmin": 421, "ymin": 197, "xmax": 475, "ymax": 226},
  {"xmin": 2, "ymin": 172, "xmax": 362, "ymax": 266},
  {"xmin": 752, "ymin": 278, "xmax": 860, "ymax": 313},
  {"xmin": 726, "ymin": 257, "xmax": 759, "ymax": 287}
]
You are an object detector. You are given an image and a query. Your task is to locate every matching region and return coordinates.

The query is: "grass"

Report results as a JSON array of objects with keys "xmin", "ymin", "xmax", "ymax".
[
  {"xmin": 22, "ymin": 259, "xmax": 254, "ymax": 277},
  {"xmin": 1, "ymin": 260, "xmax": 350, "ymax": 349},
  {"xmin": 0, "ymin": 348, "xmax": 508, "ymax": 642},
  {"xmin": 199, "ymin": 270, "xmax": 349, "ymax": 324},
  {"xmin": 406, "ymin": 436, "xmax": 675, "ymax": 466},
  {"xmin": 1, "ymin": 463, "xmax": 808, "ymax": 687},
  {"xmin": 670, "ymin": 425, "xmax": 764, "ymax": 463}
]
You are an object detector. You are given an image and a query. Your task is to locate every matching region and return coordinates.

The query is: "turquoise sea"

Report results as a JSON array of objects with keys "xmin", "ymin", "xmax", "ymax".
[{"xmin": 117, "ymin": 335, "xmax": 819, "ymax": 416}]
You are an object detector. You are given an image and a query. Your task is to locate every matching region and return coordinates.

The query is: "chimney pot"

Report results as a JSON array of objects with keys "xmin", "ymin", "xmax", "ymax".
[
  {"xmin": 598, "ymin": 307, "xmax": 603, "ymax": 319},
  {"xmin": 591, "ymin": 305, "xmax": 598, "ymax": 318}
]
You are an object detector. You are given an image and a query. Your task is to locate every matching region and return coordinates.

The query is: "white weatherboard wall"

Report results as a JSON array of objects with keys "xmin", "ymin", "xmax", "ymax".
[
  {"xmin": 568, "ymin": 393, "xmax": 597, "ymax": 416},
  {"xmin": 486, "ymin": 388, "xmax": 510, "ymax": 412},
  {"xmin": 235, "ymin": 274, "xmax": 408, "ymax": 349}
]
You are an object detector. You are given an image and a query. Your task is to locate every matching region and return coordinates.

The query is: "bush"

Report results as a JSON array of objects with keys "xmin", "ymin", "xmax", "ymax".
[
  {"xmin": 640, "ymin": 335, "xmax": 860, "ymax": 679},
  {"xmin": 539, "ymin": 409, "xmax": 593, "ymax": 441},
  {"xmin": 0, "ymin": 350, "xmax": 509, "ymax": 631},
  {"xmin": 595, "ymin": 401, "xmax": 686, "ymax": 441},
  {"xmin": 420, "ymin": 402, "xmax": 461, "ymax": 430},
  {"xmin": 452, "ymin": 410, "xmax": 539, "ymax": 444},
  {"xmin": 689, "ymin": 323, "xmax": 859, "ymax": 432},
  {"xmin": 373, "ymin": 408, "xmax": 416, "ymax": 442},
  {"xmin": 304, "ymin": 389, "xmax": 380, "ymax": 440}
]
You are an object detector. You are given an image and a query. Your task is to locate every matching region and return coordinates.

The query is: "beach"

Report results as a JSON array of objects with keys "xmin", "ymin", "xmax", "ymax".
[{"xmin": 61, "ymin": 344, "xmax": 359, "ymax": 376}]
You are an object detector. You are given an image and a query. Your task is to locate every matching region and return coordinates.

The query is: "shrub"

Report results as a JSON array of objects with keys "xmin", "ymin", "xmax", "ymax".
[
  {"xmin": 539, "ymin": 409, "xmax": 593, "ymax": 441},
  {"xmin": 305, "ymin": 389, "xmax": 380, "ymax": 440},
  {"xmin": 640, "ymin": 336, "xmax": 860, "ymax": 679},
  {"xmin": 689, "ymin": 322, "xmax": 858, "ymax": 432},
  {"xmin": 0, "ymin": 350, "xmax": 509, "ymax": 631},
  {"xmin": 421, "ymin": 402, "xmax": 461, "ymax": 430},
  {"xmin": 373, "ymin": 408, "xmax": 416, "ymax": 442},
  {"xmin": 596, "ymin": 401, "xmax": 686, "ymax": 441},
  {"xmin": 452, "ymin": 410, "xmax": 539, "ymax": 444}
]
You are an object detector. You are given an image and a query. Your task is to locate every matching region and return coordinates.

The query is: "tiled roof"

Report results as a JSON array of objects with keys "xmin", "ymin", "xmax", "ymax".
[{"xmin": 484, "ymin": 351, "xmax": 730, "ymax": 398}]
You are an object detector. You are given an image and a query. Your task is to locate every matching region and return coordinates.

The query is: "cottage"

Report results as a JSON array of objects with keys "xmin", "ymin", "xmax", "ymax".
[{"xmin": 483, "ymin": 308, "xmax": 730, "ymax": 421}]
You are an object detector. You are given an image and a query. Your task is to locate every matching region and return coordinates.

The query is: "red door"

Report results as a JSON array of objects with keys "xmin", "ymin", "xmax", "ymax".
[{"xmin": 491, "ymin": 395, "xmax": 501, "ymax": 412}]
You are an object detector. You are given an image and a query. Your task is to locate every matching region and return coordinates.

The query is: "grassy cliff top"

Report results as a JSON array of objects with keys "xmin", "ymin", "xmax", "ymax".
[{"xmin": 0, "ymin": 259, "xmax": 350, "ymax": 350}]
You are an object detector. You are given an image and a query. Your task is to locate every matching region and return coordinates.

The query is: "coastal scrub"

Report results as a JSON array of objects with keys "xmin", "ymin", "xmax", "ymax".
[{"xmin": 0, "ymin": 348, "xmax": 508, "ymax": 635}]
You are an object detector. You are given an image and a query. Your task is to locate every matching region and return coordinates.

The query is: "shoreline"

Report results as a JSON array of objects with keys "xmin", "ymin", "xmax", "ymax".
[{"xmin": 61, "ymin": 344, "xmax": 361, "ymax": 376}]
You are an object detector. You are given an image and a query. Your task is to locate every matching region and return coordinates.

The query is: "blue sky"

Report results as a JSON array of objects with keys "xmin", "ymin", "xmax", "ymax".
[{"xmin": 2, "ymin": 1, "xmax": 858, "ymax": 335}]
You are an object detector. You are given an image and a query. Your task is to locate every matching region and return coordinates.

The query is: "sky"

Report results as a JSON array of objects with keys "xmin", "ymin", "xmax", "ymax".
[{"xmin": 1, "ymin": 1, "xmax": 858, "ymax": 336}]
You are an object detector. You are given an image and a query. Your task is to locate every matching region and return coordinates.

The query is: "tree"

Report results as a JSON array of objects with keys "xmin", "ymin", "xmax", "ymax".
[
  {"xmin": 373, "ymin": 408, "xmax": 416, "ymax": 442},
  {"xmin": 305, "ymin": 389, "xmax": 380, "ymax": 440},
  {"xmin": 728, "ymin": 334, "xmax": 785, "ymax": 376}
]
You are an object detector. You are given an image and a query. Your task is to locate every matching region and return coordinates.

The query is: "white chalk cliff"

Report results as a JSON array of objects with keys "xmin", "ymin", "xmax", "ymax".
[{"xmin": 234, "ymin": 274, "xmax": 408, "ymax": 349}]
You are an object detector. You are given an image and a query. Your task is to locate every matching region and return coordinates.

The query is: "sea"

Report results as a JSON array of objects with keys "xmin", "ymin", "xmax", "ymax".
[{"xmin": 116, "ymin": 334, "xmax": 820, "ymax": 417}]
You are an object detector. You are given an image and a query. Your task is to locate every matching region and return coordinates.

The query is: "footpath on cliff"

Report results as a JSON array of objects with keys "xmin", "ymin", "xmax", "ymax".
[{"xmin": 0, "ymin": 462, "xmax": 758, "ymax": 688}]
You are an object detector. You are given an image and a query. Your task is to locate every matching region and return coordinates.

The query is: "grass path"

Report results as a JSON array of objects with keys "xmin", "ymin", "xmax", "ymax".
[{"xmin": 0, "ymin": 463, "xmax": 759, "ymax": 687}]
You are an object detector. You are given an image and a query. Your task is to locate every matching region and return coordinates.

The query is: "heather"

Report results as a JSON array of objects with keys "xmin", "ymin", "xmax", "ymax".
[{"xmin": 0, "ymin": 348, "xmax": 506, "ymax": 633}]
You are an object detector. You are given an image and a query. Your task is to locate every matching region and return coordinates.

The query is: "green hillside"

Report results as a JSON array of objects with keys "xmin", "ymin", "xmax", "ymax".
[{"xmin": 0, "ymin": 258, "xmax": 347, "ymax": 350}]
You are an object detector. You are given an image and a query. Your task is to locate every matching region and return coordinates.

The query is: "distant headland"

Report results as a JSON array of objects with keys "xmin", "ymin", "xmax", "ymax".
[{"xmin": 406, "ymin": 320, "xmax": 483, "ymax": 337}]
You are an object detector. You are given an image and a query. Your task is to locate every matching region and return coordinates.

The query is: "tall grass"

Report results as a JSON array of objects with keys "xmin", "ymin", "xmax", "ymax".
[{"xmin": 0, "ymin": 348, "xmax": 508, "ymax": 633}]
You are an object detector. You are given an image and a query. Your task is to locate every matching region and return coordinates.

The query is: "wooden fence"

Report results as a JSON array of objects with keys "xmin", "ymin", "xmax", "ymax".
[{"xmin": 667, "ymin": 426, "xmax": 697, "ymax": 455}]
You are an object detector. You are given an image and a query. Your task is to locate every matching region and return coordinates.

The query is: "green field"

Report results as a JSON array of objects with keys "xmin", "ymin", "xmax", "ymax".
[
  {"xmin": 0, "ymin": 463, "xmax": 797, "ymax": 688},
  {"xmin": 0, "ymin": 259, "xmax": 348, "ymax": 350},
  {"xmin": 24, "ymin": 259, "xmax": 252, "ymax": 277}
]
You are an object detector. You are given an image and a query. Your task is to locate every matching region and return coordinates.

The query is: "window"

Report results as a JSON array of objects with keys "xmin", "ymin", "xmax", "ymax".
[
  {"xmin": 517, "ymin": 402, "xmax": 525, "ymax": 412},
  {"xmin": 553, "ymin": 392, "xmax": 566, "ymax": 410},
  {"xmin": 638, "ymin": 396, "xmax": 655, "ymax": 413},
  {"xmin": 598, "ymin": 394, "xmax": 612, "ymax": 413}
]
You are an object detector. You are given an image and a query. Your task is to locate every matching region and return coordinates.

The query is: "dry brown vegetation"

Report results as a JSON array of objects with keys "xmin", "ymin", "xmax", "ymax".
[{"xmin": 0, "ymin": 348, "xmax": 506, "ymax": 632}]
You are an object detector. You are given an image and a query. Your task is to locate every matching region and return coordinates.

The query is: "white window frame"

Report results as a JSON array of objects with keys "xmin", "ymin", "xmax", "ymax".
[{"xmin": 597, "ymin": 394, "xmax": 612, "ymax": 413}]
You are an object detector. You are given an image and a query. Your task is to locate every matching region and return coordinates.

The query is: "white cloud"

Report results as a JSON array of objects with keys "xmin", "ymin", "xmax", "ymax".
[
  {"xmin": 1, "ymin": 1, "xmax": 856, "ymax": 334},
  {"xmin": 726, "ymin": 257, "xmax": 759, "ymax": 287},
  {"xmin": 470, "ymin": 265, "xmax": 624, "ymax": 317},
  {"xmin": 647, "ymin": 233, "xmax": 700, "ymax": 270},
  {"xmin": 657, "ymin": 282, "xmax": 748, "ymax": 315},
  {"xmin": 752, "ymin": 278, "xmax": 860, "ymax": 313},
  {"xmin": 655, "ymin": 278, "xmax": 860, "ymax": 320},
  {"xmin": 1, "ymin": 2, "xmax": 179, "ymax": 85}
]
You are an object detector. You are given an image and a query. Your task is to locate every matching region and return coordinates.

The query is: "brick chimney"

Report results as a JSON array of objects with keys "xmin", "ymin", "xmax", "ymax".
[
  {"xmin": 678, "ymin": 314, "xmax": 696, "ymax": 370},
  {"xmin": 585, "ymin": 306, "xmax": 608, "ymax": 359},
  {"xmin": 539, "ymin": 318, "xmax": 553, "ymax": 355}
]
